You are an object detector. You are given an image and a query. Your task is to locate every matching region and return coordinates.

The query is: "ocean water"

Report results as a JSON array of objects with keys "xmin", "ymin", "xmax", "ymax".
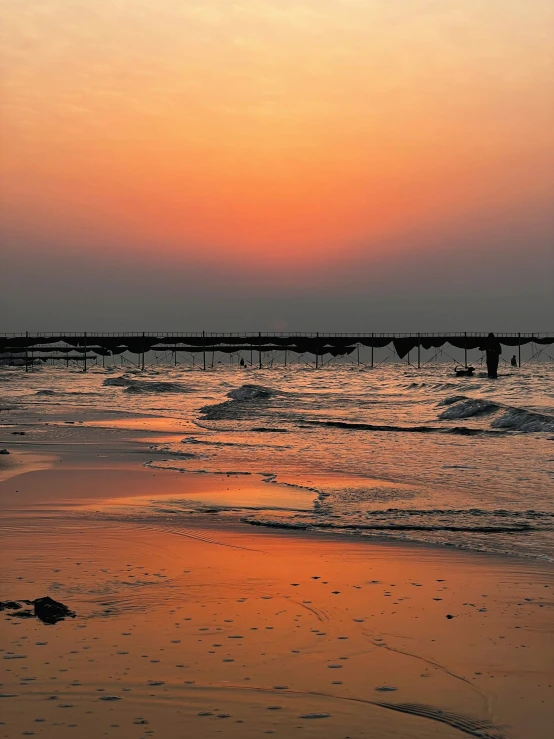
[{"xmin": 2, "ymin": 363, "xmax": 554, "ymax": 561}]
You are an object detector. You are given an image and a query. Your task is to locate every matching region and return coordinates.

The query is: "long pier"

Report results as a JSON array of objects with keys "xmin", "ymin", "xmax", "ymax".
[{"xmin": 1, "ymin": 332, "xmax": 552, "ymax": 370}]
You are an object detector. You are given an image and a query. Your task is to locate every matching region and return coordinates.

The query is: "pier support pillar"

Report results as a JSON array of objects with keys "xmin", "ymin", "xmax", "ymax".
[{"xmin": 315, "ymin": 332, "xmax": 319, "ymax": 369}]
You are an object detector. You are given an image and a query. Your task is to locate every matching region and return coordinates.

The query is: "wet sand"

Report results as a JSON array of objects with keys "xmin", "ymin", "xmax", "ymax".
[{"xmin": 1, "ymin": 462, "xmax": 553, "ymax": 739}]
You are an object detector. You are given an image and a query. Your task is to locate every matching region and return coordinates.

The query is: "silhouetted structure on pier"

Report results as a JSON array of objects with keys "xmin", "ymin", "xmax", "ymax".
[{"xmin": 1, "ymin": 332, "xmax": 552, "ymax": 371}]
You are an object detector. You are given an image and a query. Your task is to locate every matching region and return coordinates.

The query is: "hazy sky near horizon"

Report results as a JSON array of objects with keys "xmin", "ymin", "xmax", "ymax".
[{"xmin": 2, "ymin": 0, "xmax": 553, "ymax": 331}]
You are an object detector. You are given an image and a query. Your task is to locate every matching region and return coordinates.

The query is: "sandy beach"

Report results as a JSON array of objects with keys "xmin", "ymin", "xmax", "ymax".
[
  {"xmin": 2, "ymin": 364, "xmax": 554, "ymax": 739},
  {"xmin": 1, "ymin": 442, "xmax": 553, "ymax": 739}
]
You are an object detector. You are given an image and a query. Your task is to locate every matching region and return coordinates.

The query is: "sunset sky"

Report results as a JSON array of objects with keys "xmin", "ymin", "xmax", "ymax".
[{"xmin": 2, "ymin": 1, "xmax": 553, "ymax": 330}]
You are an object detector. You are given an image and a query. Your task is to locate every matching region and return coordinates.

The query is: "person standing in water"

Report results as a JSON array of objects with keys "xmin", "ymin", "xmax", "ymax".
[
  {"xmin": 511, "ymin": 355, "xmax": 518, "ymax": 367},
  {"xmin": 484, "ymin": 332, "xmax": 502, "ymax": 378}
]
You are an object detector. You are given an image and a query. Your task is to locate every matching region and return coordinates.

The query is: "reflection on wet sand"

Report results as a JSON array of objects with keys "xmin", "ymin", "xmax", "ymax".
[{"xmin": 2, "ymin": 517, "xmax": 552, "ymax": 739}]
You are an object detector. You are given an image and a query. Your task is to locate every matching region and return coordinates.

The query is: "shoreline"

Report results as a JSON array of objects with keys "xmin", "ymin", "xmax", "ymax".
[
  {"xmin": 1, "ymin": 439, "xmax": 554, "ymax": 566},
  {"xmin": 1, "ymin": 420, "xmax": 554, "ymax": 738}
]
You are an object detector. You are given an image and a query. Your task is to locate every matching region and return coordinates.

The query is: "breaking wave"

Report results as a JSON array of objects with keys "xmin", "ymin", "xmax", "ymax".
[
  {"xmin": 303, "ymin": 420, "xmax": 504, "ymax": 436},
  {"xmin": 438, "ymin": 398, "xmax": 554, "ymax": 432},
  {"xmin": 102, "ymin": 375, "xmax": 190, "ymax": 393},
  {"xmin": 103, "ymin": 375, "xmax": 135, "ymax": 387},
  {"xmin": 227, "ymin": 384, "xmax": 277, "ymax": 401},
  {"xmin": 200, "ymin": 384, "xmax": 279, "ymax": 420},
  {"xmin": 491, "ymin": 407, "xmax": 554, "ymax": 433},
  {"xmin": 438, "ymin": 398, "xmax": 500, "ymax": 419},
  {"xmin": 436, "ymin": 395, "xmax": 468, "ymax": 406},
  {"xmin": 123, "ymin": 381, "xmax": 190, "ymax": 394}
]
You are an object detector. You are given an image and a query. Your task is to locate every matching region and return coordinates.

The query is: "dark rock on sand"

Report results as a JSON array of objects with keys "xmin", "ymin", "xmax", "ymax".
[
  {"xmin": 2, "ymin": 597, "xmax": 75, "ymax": 623},
  {"xmin": 34, "ymin": 596, "xmax": 76, "ymax": 624},
  {"xmin": 0, "ymin": 448, "xmax": 9, "ymax": 454},
  {"xmin": 0, "ymin": 601, "xmax": 22, "ymax": 610}
]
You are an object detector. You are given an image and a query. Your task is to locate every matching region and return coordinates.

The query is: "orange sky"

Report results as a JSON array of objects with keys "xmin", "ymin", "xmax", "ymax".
[{"xmin": 2, "ymin": 1, "xmax": 554, "ymax": 271}]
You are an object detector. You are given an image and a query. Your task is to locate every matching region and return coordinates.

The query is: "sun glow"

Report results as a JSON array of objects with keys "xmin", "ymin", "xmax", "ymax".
[{"xmin": 2, "ymin": 1, "xmax": 553, "ymax": 270}]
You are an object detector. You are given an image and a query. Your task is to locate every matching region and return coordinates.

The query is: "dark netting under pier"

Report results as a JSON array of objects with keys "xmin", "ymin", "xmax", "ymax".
[{"xmin": 1, "ymin": 333, "xmax": 552, "ymax": 367}]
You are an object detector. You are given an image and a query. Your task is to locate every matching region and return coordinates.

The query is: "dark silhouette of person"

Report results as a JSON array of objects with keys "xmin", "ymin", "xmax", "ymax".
[
  {"xmin": 484, "ymin": 333, "xmax": 502, "ymax": 378},
  {"xmin": 511, "ymin": 355, "xmax": 517, "ymax": 367}
]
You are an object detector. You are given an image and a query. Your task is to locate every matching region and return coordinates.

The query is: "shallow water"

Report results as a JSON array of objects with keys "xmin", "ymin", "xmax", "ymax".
[{"xmin": 1, "ymin": 363, "xmax": 553, "ymax": 560}]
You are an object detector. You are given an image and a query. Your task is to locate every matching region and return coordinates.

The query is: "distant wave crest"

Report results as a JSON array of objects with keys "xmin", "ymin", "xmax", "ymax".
[
  {"xmin": 200, "ymin": 384, "xmax": 278, "ymax": 420},
  {"xmin": 227, "ymin": 384, "xmax": 276, "ymax": 401},
  {"xmin": 491, "ymin": 407, "xmax": 554, "ymax": 433},
  {"xmin": 102, "ymin": 375, "xmax": 190, "ymax": 393},
  {"xmin": 124, "ymin": 381, "xmax": 190, "ymax": 394},
  {"xmin": 438, "ymin": 397, "xmax": 554, "ymax": 432},
  {"xmin": 103, "ymin": 375, "xmax": 135, "ymax": 387},
  {"xmin": 438, "ymin": 398, "xmax": 499, "ymax": 420},
  {"xmin": 302, "ymin": 420, "xmax": 503, "ymax": 436}
]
